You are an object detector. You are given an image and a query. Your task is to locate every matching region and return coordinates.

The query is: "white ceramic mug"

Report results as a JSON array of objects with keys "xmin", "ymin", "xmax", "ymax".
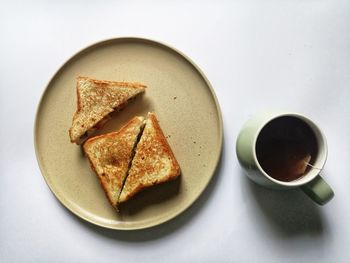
[{"xmin": 236, "ymin": 111, "xmax": 334, "ymax": 205}]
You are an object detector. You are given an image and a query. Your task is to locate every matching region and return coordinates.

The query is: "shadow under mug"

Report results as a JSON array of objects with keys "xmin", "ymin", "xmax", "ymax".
[{"xmin": 236, "ymin": 111, "xmax": 334, "ymax": 205}]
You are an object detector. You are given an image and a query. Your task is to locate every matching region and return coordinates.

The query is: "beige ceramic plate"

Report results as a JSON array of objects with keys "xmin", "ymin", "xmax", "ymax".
[{"xmin": 35, "ymin": 37, "xmax": 223, "ymax": 230}]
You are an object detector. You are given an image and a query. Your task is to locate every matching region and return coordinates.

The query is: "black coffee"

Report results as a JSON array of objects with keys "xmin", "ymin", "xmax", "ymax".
[{"xmin": 255, "ymin": 116, "xmax": 318, "ymax": 182}]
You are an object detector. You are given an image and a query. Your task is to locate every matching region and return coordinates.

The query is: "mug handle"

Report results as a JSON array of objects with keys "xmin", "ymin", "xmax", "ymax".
[{"xmin": 300, "ymin": 175, "xmax": 334, "ymax": 205}]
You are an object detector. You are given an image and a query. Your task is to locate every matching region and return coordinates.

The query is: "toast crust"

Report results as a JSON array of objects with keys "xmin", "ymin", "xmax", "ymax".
[{"xmin": 119, "ymin": 112, "xmax": 181, "ymax": 203}]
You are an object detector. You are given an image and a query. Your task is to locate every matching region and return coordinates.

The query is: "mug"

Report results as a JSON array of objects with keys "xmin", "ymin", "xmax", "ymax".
[{"xmin": 236, "ymin": 111, "xmax": 334, "ymax": 205}]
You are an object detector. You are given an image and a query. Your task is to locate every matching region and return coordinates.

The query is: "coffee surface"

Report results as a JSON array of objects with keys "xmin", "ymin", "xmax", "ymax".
[{"xmin": 256, "ymin": 116, "xmax": 318, "ymax": 182}]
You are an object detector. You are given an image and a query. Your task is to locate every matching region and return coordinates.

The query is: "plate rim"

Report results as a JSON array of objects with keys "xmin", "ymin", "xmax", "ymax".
[{"xmin": 34, "ymin": 36, "xmax": 224, "ymax": 230}]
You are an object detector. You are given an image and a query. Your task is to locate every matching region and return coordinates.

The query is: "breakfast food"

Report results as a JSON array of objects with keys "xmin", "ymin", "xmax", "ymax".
[
  {"xmin": 83, "ymin": 116, "xmax": 145, "ymax": 207},
  {"xmin": 83, "ymin": 112, "xmax": 181, "ymax": 208},
  {"xmin": 69, "ymin": 76, "xmax": 146, "ymax": 144},
  {"xmin": 119, "ymin": 112, "xmax": 181, "ymax": 203},
  {"xmin": 70, "ymin": 75, "xmax": 180, "ymax": 209}
]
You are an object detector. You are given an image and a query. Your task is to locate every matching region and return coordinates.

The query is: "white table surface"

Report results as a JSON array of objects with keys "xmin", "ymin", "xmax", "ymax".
[{"xmin": 1, "ymin": 1, "xmax": 350, "ymax": 262}]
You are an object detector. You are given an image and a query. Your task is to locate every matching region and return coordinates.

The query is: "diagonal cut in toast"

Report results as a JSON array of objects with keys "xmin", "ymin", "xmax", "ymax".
[
  {"xmin": 83, "ymin": 116, "xmax": 145, "ymax": 207},
  {"xmin": 69, "ymin": 76, "xmax": 146, "ymax": 144},
  {"xmin": 118, "ymin": 112, "xmax": 181, "ymax": 204}
]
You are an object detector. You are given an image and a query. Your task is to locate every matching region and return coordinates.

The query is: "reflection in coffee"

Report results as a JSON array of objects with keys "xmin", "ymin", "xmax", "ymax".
[{"xmin": 255, "ymin": 116, "xmax": 318, "ymax": 182}]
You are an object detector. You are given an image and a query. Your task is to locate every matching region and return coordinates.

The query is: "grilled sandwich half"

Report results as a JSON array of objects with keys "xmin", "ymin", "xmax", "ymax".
[
  {"xmin": 83, "ymin": 116, "xmax": 145, "ymax": 207},
  {"xmin": 119, "ymin": 112, "xmax": 181, "ymax": 204},
  {"xmin": 69, "ymin": 76, "xmax": 146, "ymax": 144}
]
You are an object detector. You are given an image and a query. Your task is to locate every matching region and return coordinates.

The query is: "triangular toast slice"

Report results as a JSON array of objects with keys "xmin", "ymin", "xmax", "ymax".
[
  {"xmin": 69, "ymin": 76, "xmax": 146, "ymax": 144},
  {"xmin": 83, "ymin": 116, "xmax": 145, "ymax": 207},
  {"xmin": 119, "ymin": 112, "xmax": 181, "ymax": 203}
]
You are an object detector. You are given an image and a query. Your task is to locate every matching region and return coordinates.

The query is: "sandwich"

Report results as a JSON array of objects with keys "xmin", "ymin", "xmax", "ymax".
[
  {"xmin": 83, "ymin": 112, "xmax": 181, "ymax": 208},
  {"xmin": 69, "ymin": 76, "xmax": 146, "ymax": 144},
  {"xmin": 83, "ymin": 116, "xmax": 145, "ymax": 207},
  {"xmin": 118, "ymin": 112, "xmax": 181, "ymax": 204}
]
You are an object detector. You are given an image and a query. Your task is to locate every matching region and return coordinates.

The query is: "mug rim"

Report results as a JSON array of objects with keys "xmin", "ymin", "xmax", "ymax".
[{"xmin": 252, "ymin": 112, "xmax": 328, "ymax": 187}]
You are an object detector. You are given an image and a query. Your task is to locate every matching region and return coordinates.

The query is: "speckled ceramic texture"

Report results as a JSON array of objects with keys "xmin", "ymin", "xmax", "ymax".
[{"xmin": 34, "ymin": 37, "xmax": 223, "ymax": 230}]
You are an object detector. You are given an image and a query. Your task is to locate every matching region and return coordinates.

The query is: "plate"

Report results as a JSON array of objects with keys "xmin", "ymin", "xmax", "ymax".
[{"xmin": 34, "ymin": 37, "xmax": 223, "ymax": 230}]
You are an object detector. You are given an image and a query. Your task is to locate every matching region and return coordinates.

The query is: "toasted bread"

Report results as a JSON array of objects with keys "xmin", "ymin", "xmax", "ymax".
[
  {"xmin": 83, "ymin": 116, "xmax": 145, "ymax": 207},
  {"xmin": 118, "ymin": 112, "xmax": 181, "ymax": 203},
  {"xmin": 69, "ymin": 76, "xmax": 146, "ymax": 144}
]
